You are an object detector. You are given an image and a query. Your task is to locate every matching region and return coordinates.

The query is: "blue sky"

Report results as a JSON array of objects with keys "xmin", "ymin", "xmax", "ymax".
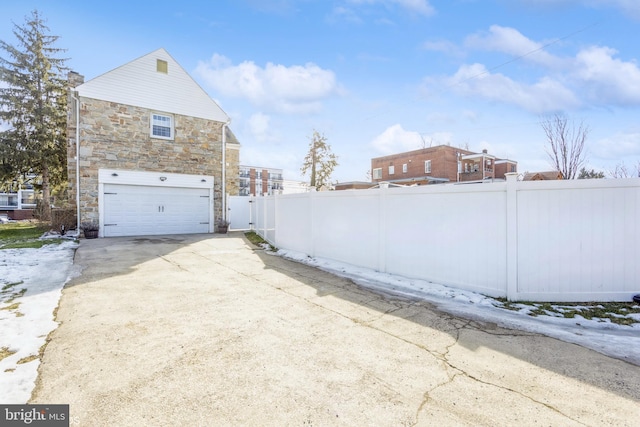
[{"xmin": 2, "ymin": 0, "xmax": 640, "ymax": 182}]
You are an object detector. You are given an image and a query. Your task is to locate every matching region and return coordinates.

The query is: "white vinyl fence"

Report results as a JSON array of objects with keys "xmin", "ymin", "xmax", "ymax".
[{"xmin": 252, "ymin": 174, "xmax": 640, "ymax": 302}]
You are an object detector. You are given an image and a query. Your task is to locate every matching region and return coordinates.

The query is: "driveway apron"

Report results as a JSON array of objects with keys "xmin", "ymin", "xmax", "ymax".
[{"xmin": 32, "ymin": 233, "xmax": 640, "ymax": 426}]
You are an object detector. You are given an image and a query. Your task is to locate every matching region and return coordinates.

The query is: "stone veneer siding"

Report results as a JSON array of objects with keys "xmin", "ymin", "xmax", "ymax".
[{"xmin": 67, "ymin": 96, "xmax": 239, "ymax": 225}]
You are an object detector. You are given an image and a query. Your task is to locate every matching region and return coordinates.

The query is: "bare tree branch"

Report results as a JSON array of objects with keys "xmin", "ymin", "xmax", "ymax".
[
  {"xmin": 609, "ymin": 161, "xmax": 640, "ymax": 178},
  {"xmin": 541, "ymin": 113, "xmax": 589, "ymax": 180}
]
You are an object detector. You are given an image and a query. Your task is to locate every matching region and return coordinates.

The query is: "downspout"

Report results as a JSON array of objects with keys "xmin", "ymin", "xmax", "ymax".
[
  {"xmin": 221, "ymin": 119, "xmax": 231, "ymax": 222},
  {"xmin": 71, "ymin": 92, "xmax": 80, "ymax": 233}
]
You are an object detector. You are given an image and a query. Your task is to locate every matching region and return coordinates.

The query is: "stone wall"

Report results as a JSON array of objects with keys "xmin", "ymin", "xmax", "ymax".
[{"xmin": 67, "ymin": 94, "xmax": 239, "ymax": 224}]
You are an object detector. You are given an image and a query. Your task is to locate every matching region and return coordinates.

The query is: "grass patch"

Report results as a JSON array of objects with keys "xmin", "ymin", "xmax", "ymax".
[
  {"xmin": 0, "ymin": 221, "xmax": 52, "ymax": 250},
  {"xmin": 2, "ymin": 281, "xmax": 23, "ymax": 291},
  {"xmin": 0, "ymin": 221, "xmax": 48, "ymax": 240},
  {"xmin": 495, "ymin": 298, "xmax": 520, "ymax": 311},
  {"xmin": 495, "ymin": 298, "xmax": 640, "ymax": 326},
  {"xmin": 5, "ymin": 288, "xmax": 27, "ymax": 303},
  {"xmin": 2, "ymin": 239, "xmax": 64, "ymax": 249},
  {"xmin": 244, "ymin": 231, "xmax": 277, "ymax": 251},
  {"xmin": 17, "ymin": 354, "xmax": 38, "ymax": 364},
  {"xmin": 1, "ymin": 302, "xmax": 21, "ymax": 311},
  {"xmin": 0, "ymin": 346, "xmax": 17, "ymax": 361}
]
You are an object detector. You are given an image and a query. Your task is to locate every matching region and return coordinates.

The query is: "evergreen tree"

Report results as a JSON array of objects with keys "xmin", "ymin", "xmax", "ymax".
[
  {"xmin": 0, "ymin": 10, "xmax": 68, "ymax": 220},
  {"xmin": 301, "ymin": 130, "xmax": 338, "ymax": 189},
  {"xmin": 577, "ymin": 167, "xmax": 605, "ymax": 179}
]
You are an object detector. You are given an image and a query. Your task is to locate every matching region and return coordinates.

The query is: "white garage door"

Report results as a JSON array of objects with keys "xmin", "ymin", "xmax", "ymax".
[{"xmin": 103, "ymin": 184, "xmax": 210, "ymax": 237}]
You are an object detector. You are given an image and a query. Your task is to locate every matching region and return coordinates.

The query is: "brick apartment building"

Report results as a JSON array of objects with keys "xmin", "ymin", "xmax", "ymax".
[
  {"xmin": 371, "ymin": 145, "xmax": 517, "ymax": 185},
  {"xmin": 239, "ymin": 165, "xmax": 284, "ymax": 196}
]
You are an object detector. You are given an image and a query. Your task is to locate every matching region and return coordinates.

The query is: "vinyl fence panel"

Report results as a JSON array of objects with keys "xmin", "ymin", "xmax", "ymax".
[{"xmin": 252, "ymin": 176, "xmax": 640, "ymax": 302}]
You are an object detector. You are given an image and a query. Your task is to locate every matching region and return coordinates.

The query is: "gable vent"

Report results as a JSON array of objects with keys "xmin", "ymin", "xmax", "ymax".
[{"xmin": 157, "ymin": 59, "xmax": 168, "ymax": 73}]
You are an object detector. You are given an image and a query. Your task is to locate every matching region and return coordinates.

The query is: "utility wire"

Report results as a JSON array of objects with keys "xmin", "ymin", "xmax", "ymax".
[{"xmin": 450, "ymin": 21, "xmax": 601, "ymax": 87}]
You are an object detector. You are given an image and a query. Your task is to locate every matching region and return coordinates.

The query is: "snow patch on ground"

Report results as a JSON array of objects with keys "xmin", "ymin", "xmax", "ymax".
[{"xmin": 0, "ymin": 240, "xmax": 78, "ymax": 404}]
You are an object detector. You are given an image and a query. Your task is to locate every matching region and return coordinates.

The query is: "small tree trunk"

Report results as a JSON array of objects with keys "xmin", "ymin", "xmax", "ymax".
[
  {"xmin": 41, "ymin": 163, "xmax": 52, "ymax": 222},
  {"xmin": 310, "ymin": 144, "xmax": 317, "ymax": 188}
]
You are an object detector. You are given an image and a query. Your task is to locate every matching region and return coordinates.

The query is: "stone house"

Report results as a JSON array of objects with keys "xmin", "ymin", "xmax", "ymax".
[
  {"xmin": 371, "ymin": 145, "xmax": 517, "ymax": 185},
  {"xmin": 67, "ymin": 48, "xmax": 239, "ymax": 237}
]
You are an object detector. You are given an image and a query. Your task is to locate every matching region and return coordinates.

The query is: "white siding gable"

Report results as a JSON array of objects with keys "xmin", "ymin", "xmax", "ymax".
[{"xmin": 76, "ymin": 48, "xmax": 228, "ymax": 122}]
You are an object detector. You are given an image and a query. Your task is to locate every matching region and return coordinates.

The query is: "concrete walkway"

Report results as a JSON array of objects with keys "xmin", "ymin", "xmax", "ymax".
[{"xmin": 32, "ymin": 233, "xmax": 640, "ymax": 426}]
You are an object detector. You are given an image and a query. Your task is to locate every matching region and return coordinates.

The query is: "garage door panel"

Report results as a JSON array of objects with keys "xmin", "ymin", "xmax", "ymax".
[{"xmin": 103, "ymin": 184, "xmax": 211, "ymax": 237}]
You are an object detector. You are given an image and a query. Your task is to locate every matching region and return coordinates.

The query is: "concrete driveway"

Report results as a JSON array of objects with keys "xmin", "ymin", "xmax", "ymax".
[{"xmin": 32, "ymin": 233, "xmax": 640, "ymax": 426}]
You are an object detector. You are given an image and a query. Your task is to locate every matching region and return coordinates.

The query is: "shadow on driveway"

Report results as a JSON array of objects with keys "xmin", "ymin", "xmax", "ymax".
[{"xmin": 32, "ymin": 232, "xmax": 640, "ymax": 426}]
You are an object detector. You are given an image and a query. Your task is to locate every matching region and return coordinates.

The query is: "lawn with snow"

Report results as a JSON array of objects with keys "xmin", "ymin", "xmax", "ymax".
[{"xmin": 0, "ymin": 236, "xmax": 78, "ymax": 404}]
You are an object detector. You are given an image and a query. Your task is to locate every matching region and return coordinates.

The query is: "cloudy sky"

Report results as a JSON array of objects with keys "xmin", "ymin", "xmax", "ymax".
[{"xmin": 2, "ymin": 0, "xmax": 640, "ymax": 182}]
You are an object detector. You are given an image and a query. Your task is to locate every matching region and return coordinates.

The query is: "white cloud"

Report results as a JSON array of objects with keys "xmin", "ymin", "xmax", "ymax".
[
  {"xmin": 609, "ymin": 0, "xmax": 640, "ymax": 17},
  {"xmin": 195, "ymin": 54, "xmax": 341, "ymax": 114},
  {"xmin": 446, "ymin": 63, "xmax": 580, "ymax": 114},
  {"xmin": 573, "ymin": 46, "xmax": 640, "ymax": 105},
  {"xmin": 240, "ymin": 144, "xmax": 301, "ymax": 180},
  {"xmin": 371, "ymin": 124, "xmax": 453, "ymax": 154},
  {"xmin": 465, "ymin": 25, "xmax": 566, "ymax": 69},
  {"xmin": 425, "ymin": 24, "xmax": 640, "ymax": 112},
  {"xmin": 371, "ymin": 124, "xmax": 423, "ymax": 154},
  {"xmin": 247, "ymin": 112, "xmax": 277, "ymax": 142},
  {"xmin": 593, "ymin": 131, "xmax": 640, "ymax": 160}
]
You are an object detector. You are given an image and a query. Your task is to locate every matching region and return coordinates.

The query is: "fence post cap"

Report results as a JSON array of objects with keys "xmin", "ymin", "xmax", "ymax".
[{"xmin": 505, "ymin": 173, "xmax": 518, "ymax": 182}]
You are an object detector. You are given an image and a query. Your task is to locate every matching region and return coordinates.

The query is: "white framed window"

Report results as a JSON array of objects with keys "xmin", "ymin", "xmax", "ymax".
[
  {"xmin": 403, "ymin": 163, "xmax": 408, "ymax": 173},
  {"xmin": 373, "ymin": 168, "xmax": 382, "ymax": 179},
  {"xmin": 389, "ymin": 165, "xmax": 395, "ymax": 175},
  {"xmin": 425, "ymin": 160, "xmax": 432, "ymax": 174},
  {"xmin": 151, "ymin": 113, "xmax": 173, "ymax": 139}
]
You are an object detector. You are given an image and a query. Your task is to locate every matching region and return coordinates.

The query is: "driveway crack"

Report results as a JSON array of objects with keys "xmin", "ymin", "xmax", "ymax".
[
  {"xmin": 216, "ymin": 257, "xmax": 589, "ymax": 426},
  {"xmin": 158, "ymin": 255, "xmax": 189, "ymax": 272}
]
